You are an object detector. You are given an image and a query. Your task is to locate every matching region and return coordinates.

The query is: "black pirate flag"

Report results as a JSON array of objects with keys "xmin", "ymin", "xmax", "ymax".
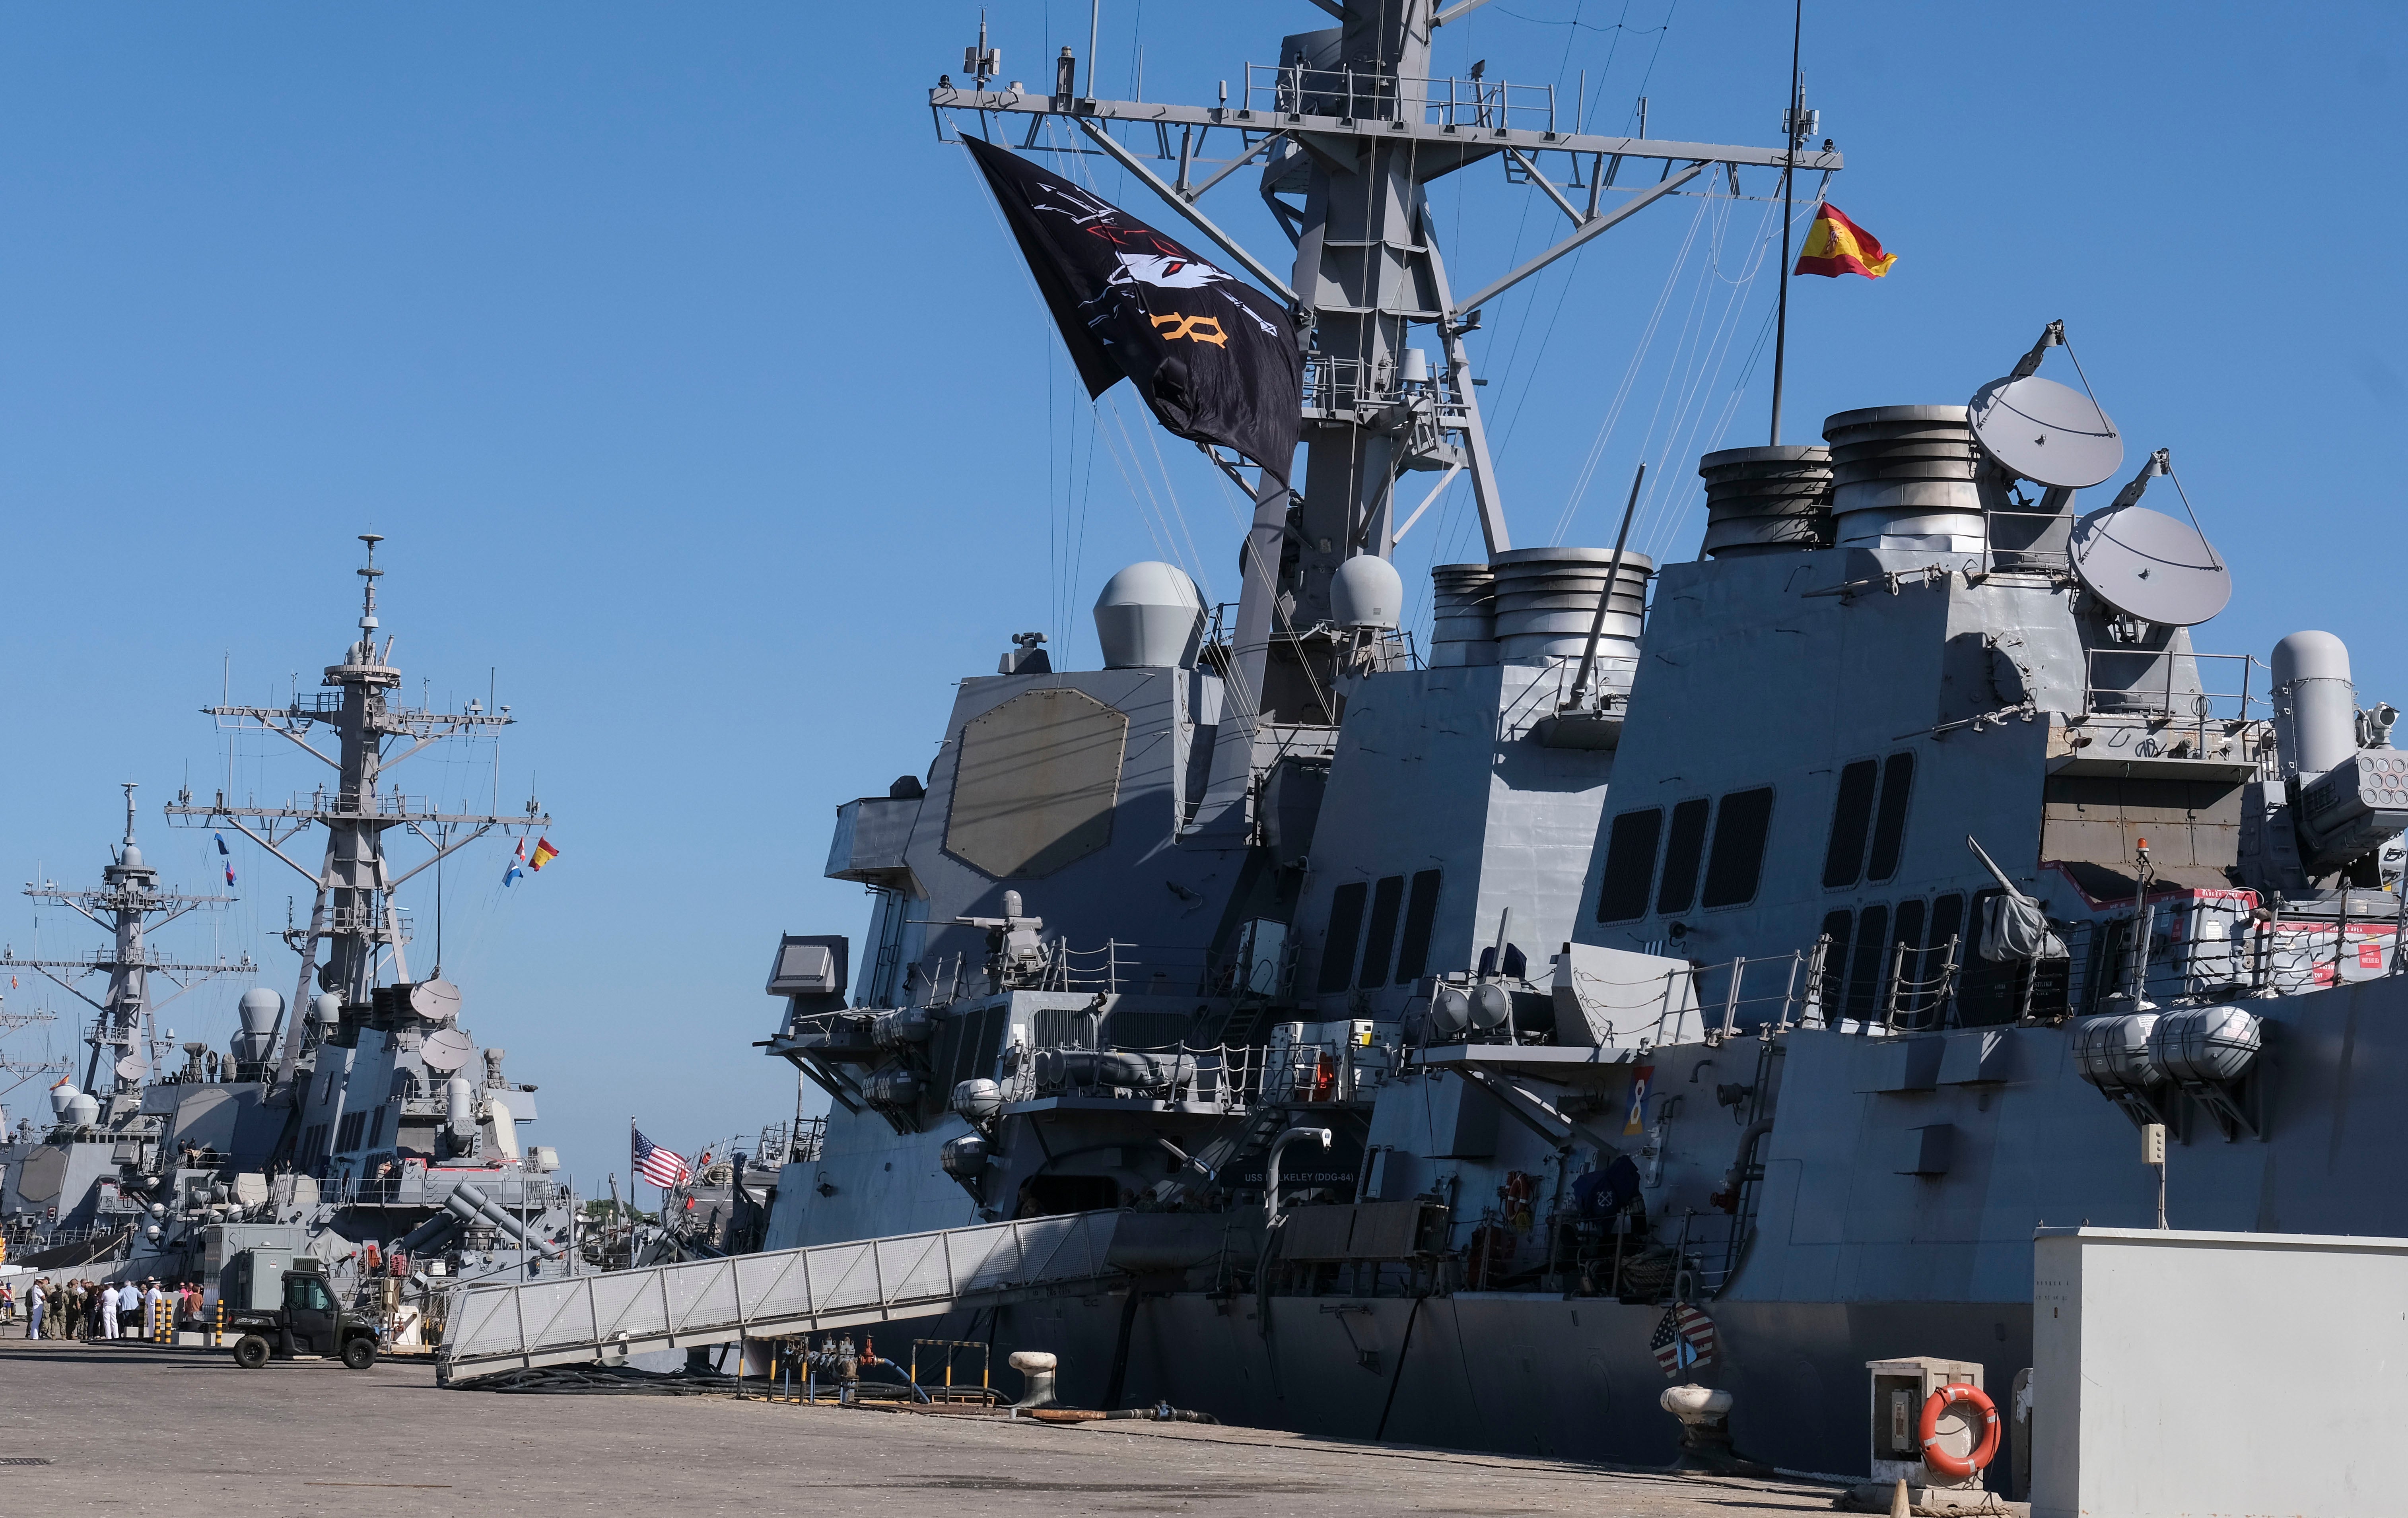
[{"xmin": 963, "ymin": 135, "xmax": 1301, "ymax": 486}]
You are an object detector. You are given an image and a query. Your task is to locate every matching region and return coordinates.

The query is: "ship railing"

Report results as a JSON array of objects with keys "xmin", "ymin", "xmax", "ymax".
[
  {"xmin": 998, "ymin": 1034, "xmax": 1390, "ymax": 1110},
  {"xmin": 1260, "ymin": 1034, "xmax": 1394, "ymax": 1104},
  {"xmin": 1037, "ymin": 940, "xmax": 1258, "ymax": 999},
  {"xmin": 752, "ymin": 1117, "xmax": 826, "ymax": 1168},
  {"xmin": 1244, "ymin": 62, "xmax": 1558, "ymax": 135},
  {"xmin": 1302, "ymin": 355, "xmax": 1466, "ymax": 416},
  {"xmin": 316, "ymin": 1176, "xmax": 565, "ymax": 1209},
  {"xmin": 1792, "ymin": 930, "xmax": 1966, "ymax": 1034},
  {"xmin": 999, "ymin": 1042, "xmax": 1254, "ymax": 1111},
  {"xmin": 1562, "ymin": 950, "xmax": 1817, "ymax": 1045},
  {"xmin": 2081, "ymin": 648, "xmax": 2265, "ymax": 728}
]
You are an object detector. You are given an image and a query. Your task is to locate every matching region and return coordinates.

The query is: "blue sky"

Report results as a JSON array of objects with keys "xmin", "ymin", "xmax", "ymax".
[{"xmin": 0, "ymin": 2, "xmax": 2399, "ymax": 1182}]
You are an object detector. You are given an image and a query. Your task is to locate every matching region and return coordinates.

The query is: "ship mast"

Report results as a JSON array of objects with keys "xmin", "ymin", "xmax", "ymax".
[
  {"xmin": 1, "ymin": 782, "xmax": 252, "ymax": 1095},
  {"xmin": 168, "ymin": 535, "xmax": 549, "ymax": 1103},
  {"xmin": 931, "ymin": 0, "xmax": 1840, "ymax": 714}
]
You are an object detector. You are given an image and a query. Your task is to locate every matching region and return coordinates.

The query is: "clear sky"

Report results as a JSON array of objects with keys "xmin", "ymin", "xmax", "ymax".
[{"xmin": 0, "ymin": 3, "xmax": 2400, "ymax": 1184}]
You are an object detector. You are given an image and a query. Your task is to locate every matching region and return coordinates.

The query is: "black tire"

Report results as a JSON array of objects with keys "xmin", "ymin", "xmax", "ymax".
[
  {"xmin": 232, "ymin": 1334, "xmax": 271, "ymax": 1370},
  {"xmin": 341, "ymin": 1336, "xmax": 377, "ymax": 1371}
]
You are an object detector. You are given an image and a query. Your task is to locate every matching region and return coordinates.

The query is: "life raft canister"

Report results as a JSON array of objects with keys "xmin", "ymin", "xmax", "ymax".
[{"xmin": 1917, "ymin": 1383, "xmax": 2001, "ymax": 1482}]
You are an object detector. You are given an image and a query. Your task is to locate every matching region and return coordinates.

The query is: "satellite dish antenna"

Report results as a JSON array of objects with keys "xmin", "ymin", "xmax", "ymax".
[
  {"xmin": 115, "ymin": 1055, "xmax": 148, "ymax": 1084},
  {"xmin": 421, "ymin": 1027, "xmax": 475, "ymax": 1073},
  {"xmin": 2070, "ymin": 449, "xmax": 2231, "ymax": 626},
  {"xmin": 1967, "ymin": 319, "xmax": 2123, "ymax": 489},
  {"xmin": 409, "ymin": 978, "xmax": 462, "ymax": 1023}
]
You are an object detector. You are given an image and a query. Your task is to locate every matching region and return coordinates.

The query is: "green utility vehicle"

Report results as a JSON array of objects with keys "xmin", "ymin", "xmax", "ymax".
[{"xmin": 221, "ymin": 1248, "xmax": 379, "ymax": 1370}]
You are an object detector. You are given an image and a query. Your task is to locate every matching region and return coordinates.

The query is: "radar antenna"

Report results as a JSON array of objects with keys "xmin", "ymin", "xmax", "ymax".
[
  {"xmin": 1969, "ymin": 320, "xmax": 2124, "ymax": 489},
  {"xmin": 2068, "ymin": 448, "xmax": 2232, "ymax": 627}
]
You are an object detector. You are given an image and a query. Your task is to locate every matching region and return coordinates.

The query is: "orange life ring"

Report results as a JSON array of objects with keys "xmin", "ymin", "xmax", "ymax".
[{"xmin": 1918, "ymin": 1384, "xmax": 2000, "ymax": 1482}]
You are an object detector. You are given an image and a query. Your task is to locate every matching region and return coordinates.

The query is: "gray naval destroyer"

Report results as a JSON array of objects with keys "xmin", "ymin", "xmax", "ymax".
[
  {"xmin": 717, "ymin": 2, "xmax": 2408, "ymax": 1479},
  {"xmin": 0, "ymin": 539, "xmax": 579, "ymax": 1331}
]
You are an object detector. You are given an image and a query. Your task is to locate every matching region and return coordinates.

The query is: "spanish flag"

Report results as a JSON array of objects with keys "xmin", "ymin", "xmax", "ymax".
[
  {"xmin": 529, "ymin": 838, "xmax": 560, "ymax": 872},
  {"xmin": 1793, "ymin": 203, "xmax": 1895, "ymax": 280}
]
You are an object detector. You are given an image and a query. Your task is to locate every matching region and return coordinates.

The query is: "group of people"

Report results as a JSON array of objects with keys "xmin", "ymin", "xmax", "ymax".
[{"xmin": 5, "ymin": 1276, "xmax": 197, "ymax": 1341}]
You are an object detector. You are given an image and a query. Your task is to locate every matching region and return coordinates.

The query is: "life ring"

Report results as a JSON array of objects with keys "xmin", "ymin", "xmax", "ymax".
[{"xmin": 1918, "ymin": 1384, "xmax": 2001, "ymax": 1482}]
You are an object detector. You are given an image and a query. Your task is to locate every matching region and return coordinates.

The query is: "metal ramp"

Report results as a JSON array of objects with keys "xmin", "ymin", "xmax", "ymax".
[{"xmin": 435, "ymin": 1211, "xmax": 1121, "ymax": 1382}]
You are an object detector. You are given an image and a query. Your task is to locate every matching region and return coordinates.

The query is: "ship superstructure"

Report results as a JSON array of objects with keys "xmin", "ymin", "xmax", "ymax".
[{"xmin": 705, "ymin": 1, "xmax": 2408, "ymax": 1487}]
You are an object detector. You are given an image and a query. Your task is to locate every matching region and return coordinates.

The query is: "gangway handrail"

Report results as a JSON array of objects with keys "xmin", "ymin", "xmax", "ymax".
[{"xmin": 435, "ymin": 1209, "xmax": 1123, "ymax": 1382}]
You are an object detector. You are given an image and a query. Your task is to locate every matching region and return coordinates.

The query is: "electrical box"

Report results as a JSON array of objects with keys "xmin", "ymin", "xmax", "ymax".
[
  {"xmin": 231, "ymin": 1246, "xmax": 293, "ymax": 1312},
  {"xmin": 1868, "ymin": 1355, "xmax": 1986, "ymax": 1491}
]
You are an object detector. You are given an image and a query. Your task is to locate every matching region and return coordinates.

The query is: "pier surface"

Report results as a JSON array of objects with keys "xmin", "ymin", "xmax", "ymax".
[{"xmin": 0, "ymin": 1337, "xmax": 1842, "ymax": 1516}]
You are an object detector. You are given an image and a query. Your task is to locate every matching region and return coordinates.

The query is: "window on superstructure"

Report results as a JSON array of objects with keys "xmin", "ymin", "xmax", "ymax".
[
  {"xmin": 1394, "ymin": 870, "xmax": 1443, "ymax": 983},
  {"xmin": 1656, "ymin": 799, "xmax": 1712, "ymax": 914},
  {"xmin": 1845, "ymin": 903, "xmax": 1889, "ymax": 1021},
  {"xmin": 1318, "ymin": 882, "xmax": 1368, "ymax": 994},
  {"xmin": 1701, "ymin": 787, "xmax": 1776, "ymax": 907},
  {"xmin": 1822, "ymin": 760, "xmax": 1880, "ymax": 887},
  {"xmin": 1928, "ymin": 893, "xmax": 1965, "ymax": 971},
  {"xmin": 1867, "ymin": 752, "xmax": 1917, "ymax": 882},
  {"xmin": 1359, "ymin": 875, "xmax": 1406, "ymax": 989},
  {"xmin": 1596, "ymin": 808, "xmax": 1664, "ymax": 923}
]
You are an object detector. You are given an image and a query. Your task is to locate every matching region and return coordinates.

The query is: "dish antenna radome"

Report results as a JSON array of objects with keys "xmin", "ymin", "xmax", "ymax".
[
  {"xmin": 409, "ymin": 978, "xmax": 462, "ymax": 1023},
  {"xmin": 1968, "ymin": 319, "xmax": 2124, "ymax": 489},
  {"xmin": 421, "ymin": 1027, "xmax": 475, "ymax": 1073},
  {"xmin": 2070, "ymin": 449, "xmax": 2231, "ymax": 627}
]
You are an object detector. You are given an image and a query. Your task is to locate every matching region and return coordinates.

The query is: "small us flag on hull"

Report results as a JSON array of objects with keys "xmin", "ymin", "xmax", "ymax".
[
  {"xmin": 1650, "ymin": 1302, "xmax": 1720, "ymax": 1376},
  {"xmin": 633, "ymin": 1124, "xmax": 692, "ymax": 1189},
  {"xmin": 1674, "ymin": 1303, "xmax": 1718, "ymax": 1370},
  {"xmin": 1649, "ymin": 1306, "xmax": 1683, "ymax": 1375}
]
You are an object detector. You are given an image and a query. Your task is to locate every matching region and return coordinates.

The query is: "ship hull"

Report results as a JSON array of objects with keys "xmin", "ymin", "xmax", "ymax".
[{"xmin": 845, "ymin": 1290, "xmax": 2025, "ymax": 1481}]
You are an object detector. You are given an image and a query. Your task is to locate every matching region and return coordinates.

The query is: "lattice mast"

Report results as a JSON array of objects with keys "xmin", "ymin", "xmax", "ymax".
[
  {"xmin": 0, "ymin": 782, "xmax": 251, "ymax": 1095},
  {"xmin": 168, "ymin": 535, "xmax": 549, "ymax": 1103}
]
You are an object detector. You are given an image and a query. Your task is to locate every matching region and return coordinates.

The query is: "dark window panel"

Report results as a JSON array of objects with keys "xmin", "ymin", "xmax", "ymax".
[
  {"xmin": 1701, "ymin": 787, "xmax": 1777, "ymax": 907},
  {"xmin": 1657, "ymin": 798, "xmax": 1713, "ymax": 914},
  {"xmin": 1845, "ymin": 903, "xmax": 1889, "ymax": 1021},
  {"xmin": 1359, "ymin": 875, "xmax": 1406, "ymax": 989},
  {"xmin": 1394, "ymin": 870, "xmax": 1444, "ymax": 983},
  {"xmin": 1823, "ymin": 760, "xmax": 1880, "ymax": 888},
  {"xmin": 1868, "ymin": 751, "xmax": 1918, "ymax": 882},
  {"xmin": 1318, "ymin": 882, "xmax": 1368, "ymax": 994},
  {"xmin": 1596, "ymin": 809, "xmax": 1664, "ymax": 922}
]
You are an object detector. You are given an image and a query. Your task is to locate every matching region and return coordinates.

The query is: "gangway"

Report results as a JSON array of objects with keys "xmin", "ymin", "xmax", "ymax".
[{"xmin": 435, "ymin": 1211, "xmax": 1121, "ymax": 1383}]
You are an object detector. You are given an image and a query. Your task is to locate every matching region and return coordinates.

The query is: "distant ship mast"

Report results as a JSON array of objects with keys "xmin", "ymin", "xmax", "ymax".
[
  {"xmin": 168, "ymin": 535, "xmax": 549, "ymax": 1102},
  {"xmin": 1, "ymin": 782, "xmax": 253, "ymax": 1096}
]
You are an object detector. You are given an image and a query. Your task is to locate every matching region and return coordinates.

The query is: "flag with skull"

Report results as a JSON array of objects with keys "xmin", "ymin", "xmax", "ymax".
[{"xmin": 962, "ymin": 134, "xmax": 1301, "ymax": 486}]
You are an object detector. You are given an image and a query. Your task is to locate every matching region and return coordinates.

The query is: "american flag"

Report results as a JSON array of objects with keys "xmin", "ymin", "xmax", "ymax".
[
  {"xmin": 633, "ymin": 1126, "xmax": 691, "ymax": 1189},
  {"xmin": 1650, "ymin": 1306, "xmax": 1682, "ymax": 1375},
  {"xmin": 1674, "ymin": 1303, "xmax": 1718, "ymax": 1370},
  {"xmin": 1650, "ymin": 1302, "xmax": 1720, "ymax": 1376}
]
